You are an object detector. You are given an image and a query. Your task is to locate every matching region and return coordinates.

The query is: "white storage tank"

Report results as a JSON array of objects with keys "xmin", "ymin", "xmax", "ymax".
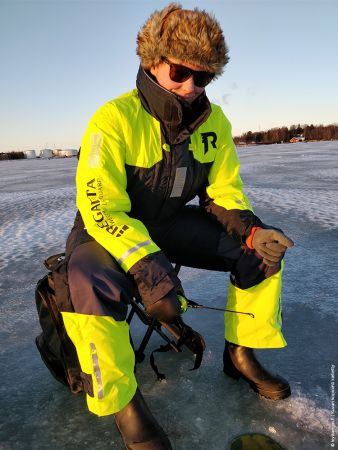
[
  {"xmin": 63, "ymin": 148, "xmax": 78, "ymax": 157},
  {"xmin": 53, "ymin": 149, "xmax": 62, "ymax": 157},
  {"xmin": 40, "ymin": 149, "xmax": 53, "ymax": 158},
  {"xmin": 24, "ymin": 150, "xmax": 36, "ymax": 159}
]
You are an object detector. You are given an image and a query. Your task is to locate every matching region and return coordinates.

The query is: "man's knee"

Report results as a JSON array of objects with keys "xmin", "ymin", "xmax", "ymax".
[
  {"xmin": 231, "ymin": 248, "xmax": 282, "ymax": 290},
  {"xmin": 68, "ymin": 242, "xmax": 134, "ymax": 320}
]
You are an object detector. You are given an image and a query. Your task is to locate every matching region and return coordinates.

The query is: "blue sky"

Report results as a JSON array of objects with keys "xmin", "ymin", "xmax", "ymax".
[{"xmin": 1, "ymin": 0, "xmax": 337, "ymax": 152}]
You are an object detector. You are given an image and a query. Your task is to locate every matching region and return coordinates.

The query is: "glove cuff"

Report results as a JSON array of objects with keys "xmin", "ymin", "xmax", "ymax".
[{"xmin": 246, "ymin": 226, "xmax": 262, "ymax": 250}]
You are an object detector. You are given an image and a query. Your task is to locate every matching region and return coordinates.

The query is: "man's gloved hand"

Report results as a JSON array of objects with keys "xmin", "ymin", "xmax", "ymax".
[
  {"xmin": 251, "ymin": 228, "xmax": 294, "ymax": 267},
  {"xmin": 146, "ymin": 289, "xmax": 187, "ymax": 323}
]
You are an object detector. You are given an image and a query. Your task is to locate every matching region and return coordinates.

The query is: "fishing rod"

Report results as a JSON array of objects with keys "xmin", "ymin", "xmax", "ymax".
[{"xmin": 186, "ymin": 298, "xmax": 255, "ymax": 318}]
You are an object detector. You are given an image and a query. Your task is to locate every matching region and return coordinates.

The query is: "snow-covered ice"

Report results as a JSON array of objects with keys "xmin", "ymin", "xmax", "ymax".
[{"xmin": 0, "ymin": 141, "xmax": 337, "ymax": 449}]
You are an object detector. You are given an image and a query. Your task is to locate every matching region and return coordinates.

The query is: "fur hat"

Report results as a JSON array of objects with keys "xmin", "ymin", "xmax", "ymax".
[{"xmin": 136, "ymin": 3, "xmax": 229, "ymax": 76}]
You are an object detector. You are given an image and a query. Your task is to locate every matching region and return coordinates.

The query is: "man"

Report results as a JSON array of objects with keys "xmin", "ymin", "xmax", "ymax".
[{"xmin": 64, "ymin": 3, "xmax": 294, "ymax": 449}]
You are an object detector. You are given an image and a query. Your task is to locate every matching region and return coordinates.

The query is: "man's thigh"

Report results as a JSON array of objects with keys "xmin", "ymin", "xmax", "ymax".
[
  {"xmin": 148, "ymin": 206, "xmax": 241, "ymax": 271},
  {"xmin": 148, "ymin": 206, "xmax": 279, "ymax": 289}
]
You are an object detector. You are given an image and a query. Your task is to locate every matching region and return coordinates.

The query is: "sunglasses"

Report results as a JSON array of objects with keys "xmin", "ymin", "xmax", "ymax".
[{"xmin": 162, "ymin": 57, "xmax": 215, "ymax": 88}]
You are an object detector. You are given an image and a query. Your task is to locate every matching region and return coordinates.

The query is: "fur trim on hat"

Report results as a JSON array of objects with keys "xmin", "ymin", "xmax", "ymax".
[{"xmin": 136, "ymin": 3, "xmax": 229, "ymax": 76}]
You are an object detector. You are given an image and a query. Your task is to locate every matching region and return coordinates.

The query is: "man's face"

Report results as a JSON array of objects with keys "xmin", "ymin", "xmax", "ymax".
[{"xmin": 150, "ymin": 58, "xmax": 207, "ymax": 104}]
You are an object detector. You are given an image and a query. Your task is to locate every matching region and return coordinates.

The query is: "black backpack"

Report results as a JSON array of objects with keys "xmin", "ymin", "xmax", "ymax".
[{"xmin": 35, "ymin": 253, "xmax": 83, "ymax": 394}]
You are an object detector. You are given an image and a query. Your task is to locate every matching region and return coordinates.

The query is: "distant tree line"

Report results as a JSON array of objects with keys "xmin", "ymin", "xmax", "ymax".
[
  {"xmin": 0, "ymin": 151, "xmax": 25, "ymax": 161},
  {"xmin": 234, "ymin": 124, "xmax": 338, "ymax": 145}
]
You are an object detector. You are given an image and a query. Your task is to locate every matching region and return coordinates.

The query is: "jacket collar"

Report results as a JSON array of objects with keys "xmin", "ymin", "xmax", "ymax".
[{"xmin": 136, "ymin": 66, "xmax": 211, "ymax": 145}]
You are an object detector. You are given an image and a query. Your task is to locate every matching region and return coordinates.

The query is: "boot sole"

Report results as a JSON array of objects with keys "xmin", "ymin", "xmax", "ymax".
[
  {"xmin": 223, "ymin": 367, "xmax": 291, "ymax": 401},
  {"xmin": 249, "ymin": 381, "xmax": 291, "ymax": 400}
]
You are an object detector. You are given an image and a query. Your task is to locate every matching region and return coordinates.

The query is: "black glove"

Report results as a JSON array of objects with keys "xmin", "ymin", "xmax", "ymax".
[{"xmin": 146, "ymin": 289, "xmax": 187, "ymax": 323}]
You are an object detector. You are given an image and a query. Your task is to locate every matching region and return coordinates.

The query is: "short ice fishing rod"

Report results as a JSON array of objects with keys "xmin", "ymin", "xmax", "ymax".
[{"xmin": 183, "ymin": 297, "xmax": 255, "ymax": 318}]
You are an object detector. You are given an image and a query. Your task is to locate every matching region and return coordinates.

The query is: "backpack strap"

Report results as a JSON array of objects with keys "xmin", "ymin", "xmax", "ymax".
[{"xmin": 44, "ymin": 253, "xmax": 66, "ymax": 271}]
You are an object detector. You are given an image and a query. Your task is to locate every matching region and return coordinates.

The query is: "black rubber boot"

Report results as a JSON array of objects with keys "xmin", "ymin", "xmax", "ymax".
[
  {"xmin": 114, "ymin": 389, "xmax": 172, "ymax": 449},
  {"xmin": 223, "ymin": 341, "xmax": 291, "ymax": 400}
]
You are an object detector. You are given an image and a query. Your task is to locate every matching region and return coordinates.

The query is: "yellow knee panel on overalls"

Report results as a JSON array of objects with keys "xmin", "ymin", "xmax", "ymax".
[
  {"xmin": 62, "ymin": 312, "xmax": 137, "ymax": 416},
  {"xmin": 224, "ymin": 264, "xmax": 287, "ymax": 349}
]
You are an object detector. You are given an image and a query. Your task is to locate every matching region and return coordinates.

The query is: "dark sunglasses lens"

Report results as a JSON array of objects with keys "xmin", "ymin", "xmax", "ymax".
[
  {"xmin": 168, "ymin": 61, "xmax": 215, "ymax": 87},
  {"xmin": 194, "ymin": 72, "xmax": 215, "ymax": 87},
  {"xmin": 169, "ymin": 64, "xmax": 192, "ymax": 83}
]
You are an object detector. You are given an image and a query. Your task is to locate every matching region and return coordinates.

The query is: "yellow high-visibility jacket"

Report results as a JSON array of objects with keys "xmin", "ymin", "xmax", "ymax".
[{"xmin": 75, "ymin": 68, "xmax": 261, "ymax": 305}]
